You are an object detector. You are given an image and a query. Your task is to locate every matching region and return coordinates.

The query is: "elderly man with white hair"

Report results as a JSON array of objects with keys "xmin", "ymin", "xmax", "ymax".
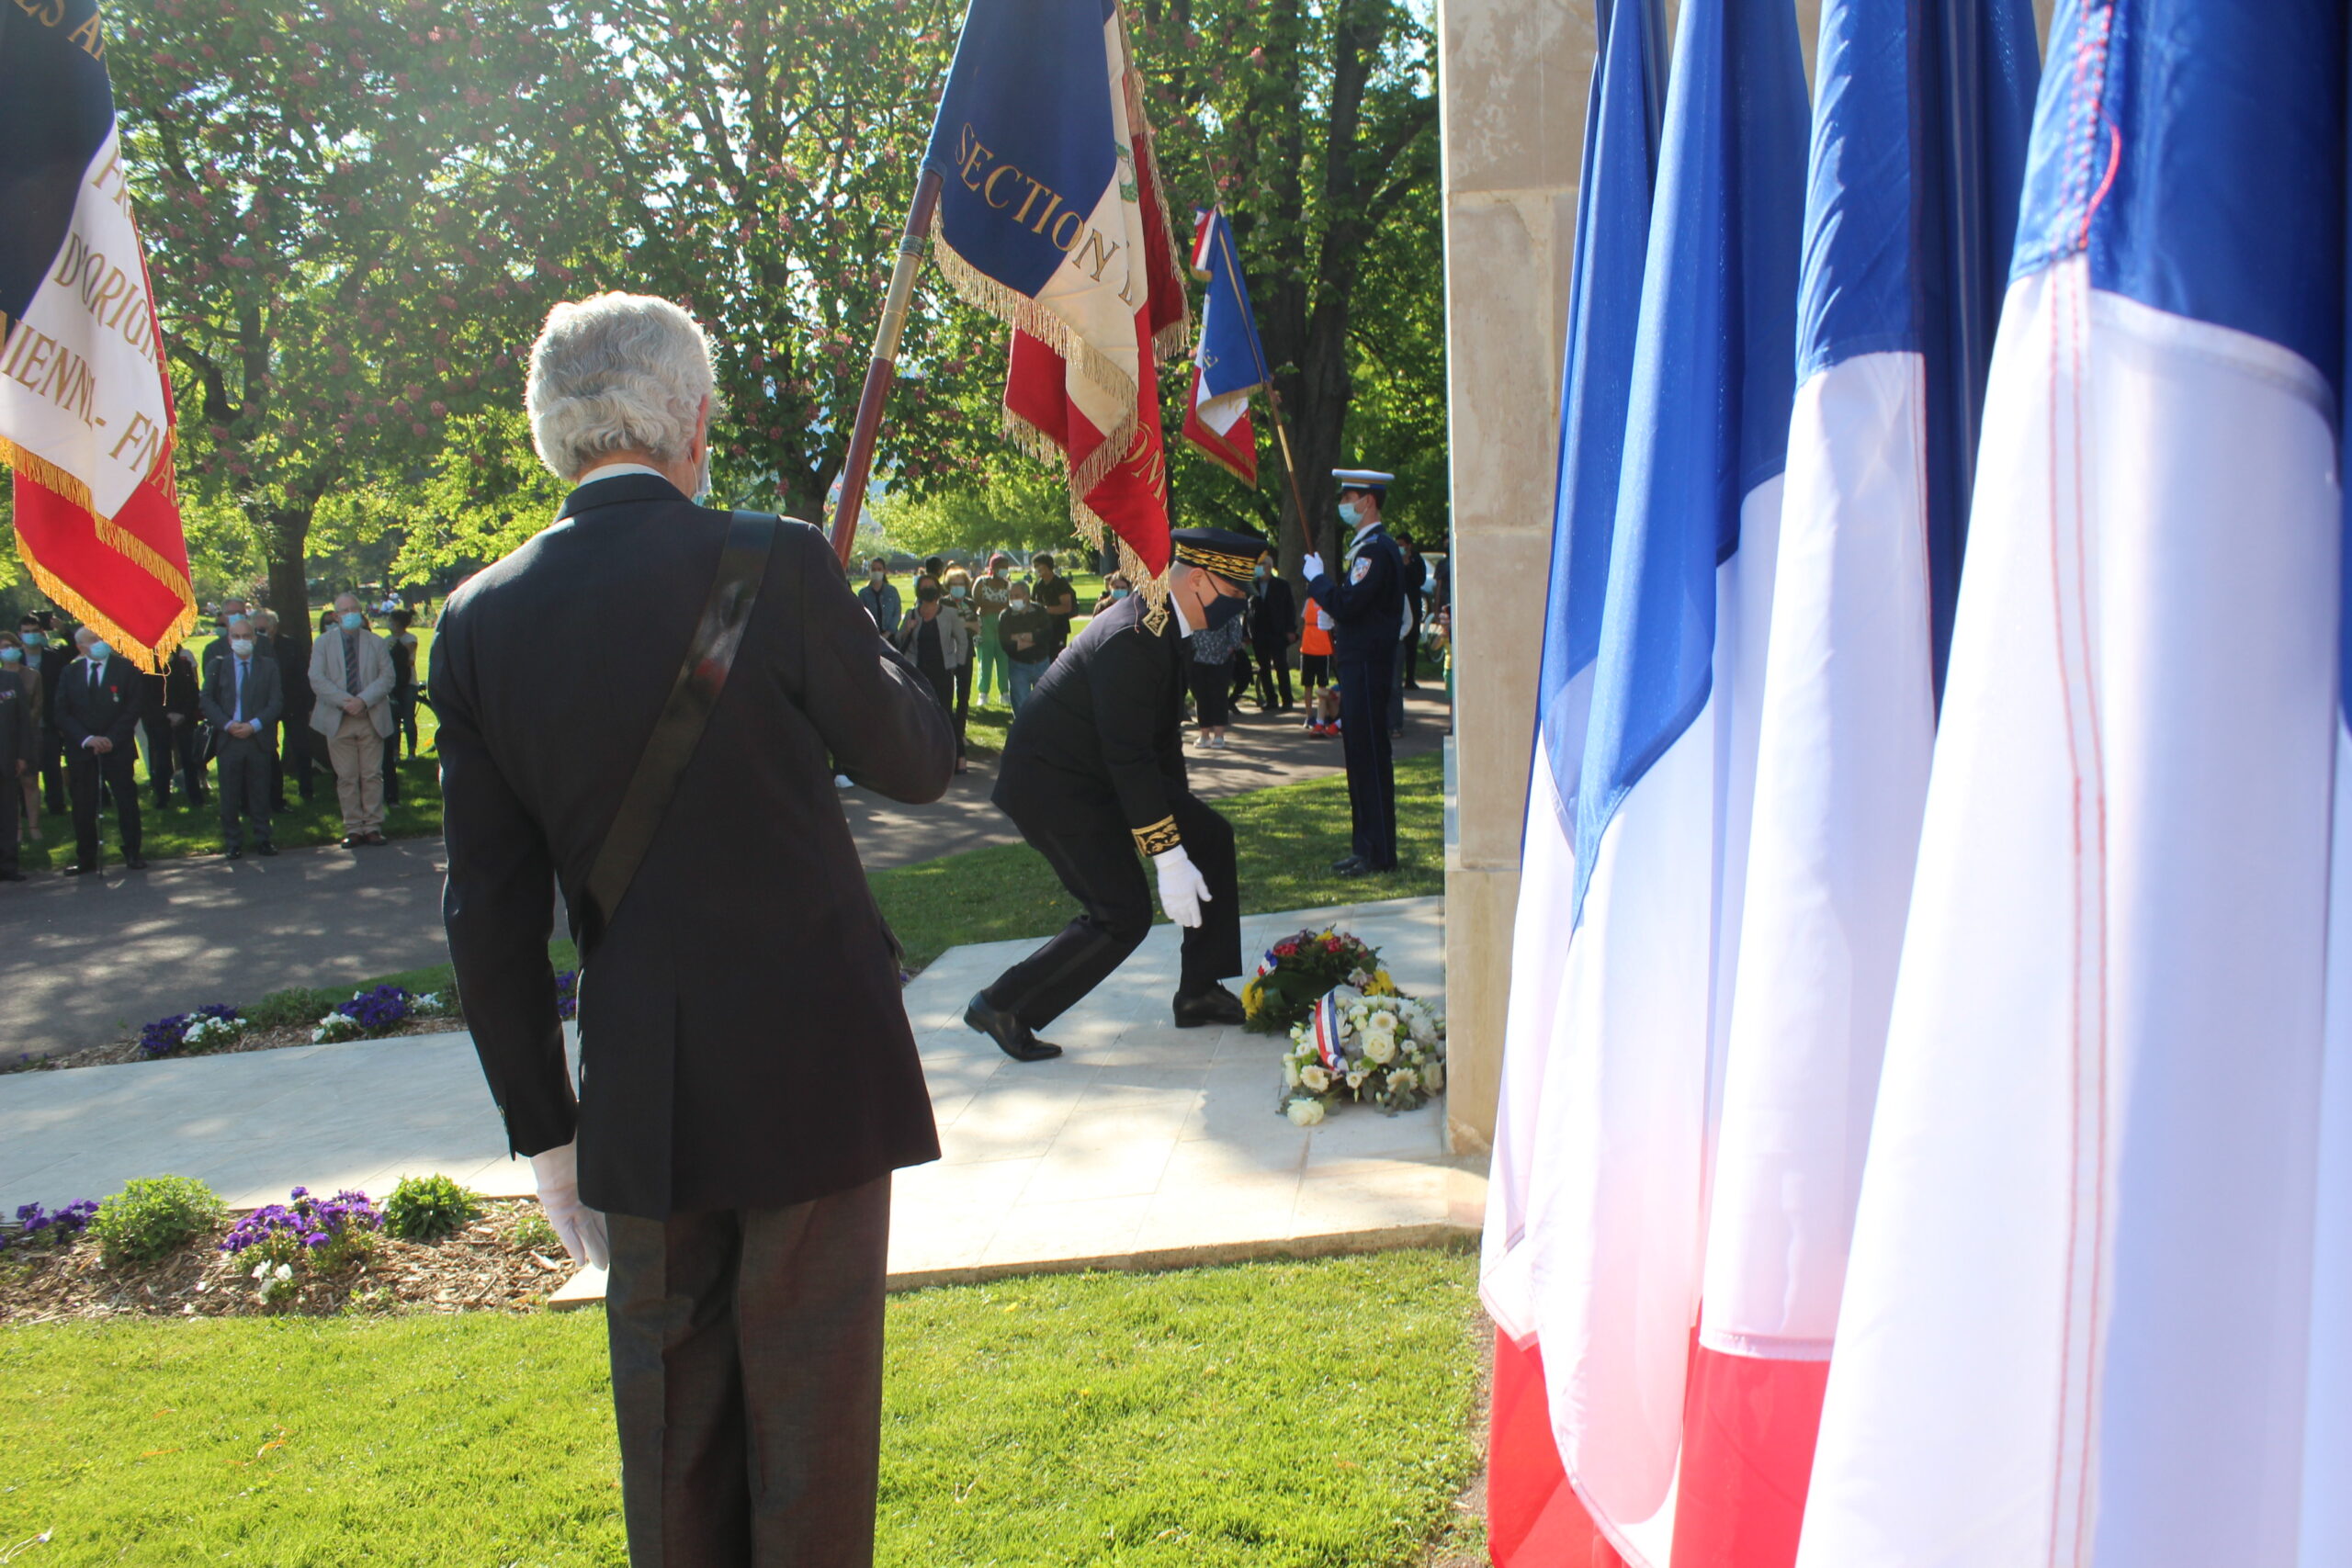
[{"xmin": 430, "ymin": 292, "xmax": 956, "ymax": 1566}]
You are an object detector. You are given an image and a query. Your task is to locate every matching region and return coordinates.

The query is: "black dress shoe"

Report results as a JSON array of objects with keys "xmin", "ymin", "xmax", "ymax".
[
  {"xmin": 63, "ymin": 863, "xmax": 93, "ymax": 876},
  {"xmin": 965, "ymin": 992, "xmax": 1062, "ymax": 1062},
  {"xmin": 124, "ymin": 857, "xmax": 147, "ymax": 870},
  {"xmin": 1172, "ymin": 986, "xmax": 1248, "ymax": 1028},
  {"xmin": 258, "ymin": 842, "xmax": 278, "ymax": 857},
  {"xmin": 226, "ymin": 846, "xmax": 245, "ymax": 860},
  {"xmin": 1332, "ymin": 855, "xmax": 1374, "ymax": 878},
  {"xmin": 340, "ymin": 835, "xmax": 363, "ymax": 849}
]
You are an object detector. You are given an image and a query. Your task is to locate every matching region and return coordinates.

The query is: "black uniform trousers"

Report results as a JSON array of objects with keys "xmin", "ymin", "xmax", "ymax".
[
  {"xmin": 216, "ymin": 737, "xmax": 274, "ymax": 851},
  {"xmin": 605, "ymin": 1177, "xmax": 891, "ymax": 1568},
  {"xmin": 143, "ymin": 714, "xmax": 207, "ymax": 807},
  {"xmin": 1253, "ymin": 639, "xmax": 1294, "ymax": 710},
  {"xmin": 985, "ymin": 787, "xmax": 1241, "ymax": 1027},
  {"xmin": 38, "ymin": 726, "xmax": 67, "ymax": 815},
  {"xmin": 66, "ymin": 746, "xmax": 141, "ymax": 867},
  {"xmin": 1337, "ymin": 648, "xmax": 1397, "ymax": 869},
  {"xmin": 0, "ymin": 761, "xmax": 18, "ymax": 875}
]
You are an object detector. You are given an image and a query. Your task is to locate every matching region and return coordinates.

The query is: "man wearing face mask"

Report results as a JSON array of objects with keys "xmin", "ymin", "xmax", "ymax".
[
  {"xmin": 21, "ymin": 615, "xmax": 70, "ymax": 817},
  {"xmin": 55, "ymin": 626, "xmax": 147, "ymax": 874},
  {"xmin": 965, "ymin": 528, "xmax": 1263, "ymax": 1061},
  {"xmin": 996, "ymin": 578, "xmax": 1053, "ymax": 713},
  {"xmin": 856, "ymin": 557, "xmax": 901, "ymax": 634},
  {"xmin": 308, "ymin": 593, "xmax": 397, "ymax": 848},
  {"xmin": 1301, "ymin": 468, "xmax": 1405, "ymax": 876},
  {"xmin": 201, "ymin": 616, "xmax": 284, "ymax": 858}
]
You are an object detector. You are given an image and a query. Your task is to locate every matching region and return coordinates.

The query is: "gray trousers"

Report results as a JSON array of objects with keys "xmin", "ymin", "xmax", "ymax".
[
  {"xmin": 216, "ymin": 739, "xmax": 273, "ymax": 850},
  {"xmin": 605, "ymin": 1176, "xmax": 892, "ymax": 1568}
]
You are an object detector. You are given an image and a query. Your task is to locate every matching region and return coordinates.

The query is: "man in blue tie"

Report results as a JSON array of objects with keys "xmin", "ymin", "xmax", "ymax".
[{"xmin": 200, "ymin": 616, "xmax": 285, "ymax": 859}]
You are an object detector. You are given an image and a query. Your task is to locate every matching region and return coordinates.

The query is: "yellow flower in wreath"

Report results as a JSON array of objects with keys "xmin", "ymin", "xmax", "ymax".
[
  {"xmin": 1363, "ymin": 969, "xmax": 1399, "ymax": 998},
  {"xmin": 1241, "ymin": 976, "xmax": 1268, "ymax": 1016}
]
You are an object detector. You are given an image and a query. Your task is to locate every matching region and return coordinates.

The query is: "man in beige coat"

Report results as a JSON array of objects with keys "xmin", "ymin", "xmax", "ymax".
[{"xmin": 310, "ymin": 592, "xmax": 395, "ymax": 846}]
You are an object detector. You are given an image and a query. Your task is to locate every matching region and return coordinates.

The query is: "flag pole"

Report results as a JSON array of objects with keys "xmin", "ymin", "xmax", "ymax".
[
  {"xmin": 1209, "ymin": 209, "xmax": 1317, "ymax": 560},
  {"xmin": 828, "ymin": 169, "xmax": 945, "ymax": 566}
]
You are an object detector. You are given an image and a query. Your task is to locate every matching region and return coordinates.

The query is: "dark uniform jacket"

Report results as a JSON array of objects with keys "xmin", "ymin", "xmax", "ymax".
[
  {"xmin": 995, "ymin": 592, "xmax": 1193, "ymax": 856},
  {"xmin": 200, "ymin": 651, "xmax": 285, "ymax": 751},
  {"xmin": 1308, "ymin": 523, "xmax": 1406, "ymax": 665},
  {"xmin": 53, "ymin": 655, "xmax": 145, "ymax": 749},
  {"xmin": 0, "ymin": 668, "xmax": 30, "ymax": 773},
  {"xmin": 431, "ymin": 471, "xmax": 956, "ymax": 1220}
]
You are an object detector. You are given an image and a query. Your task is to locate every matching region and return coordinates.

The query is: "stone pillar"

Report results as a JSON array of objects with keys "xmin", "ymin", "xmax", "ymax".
[{"xmin": 1435, "ymin": 0, "xmax": 1594, "ymax": 1155}]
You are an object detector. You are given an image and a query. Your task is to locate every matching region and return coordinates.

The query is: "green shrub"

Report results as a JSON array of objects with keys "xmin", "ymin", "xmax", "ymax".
[
  {"xmin": 244, "ymin": 987, "xmax": 343, "ymax": 1031},
  {"xmin": 383, "ymin": 1175, "xmax": 486, "ymax": 1242},
  {"xmin": 90, "ymin": 1176, "xmax": 227, "ymax": 1265}
]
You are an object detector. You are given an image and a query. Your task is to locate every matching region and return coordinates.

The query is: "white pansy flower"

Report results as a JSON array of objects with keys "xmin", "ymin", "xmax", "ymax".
[{"xmin": 1285, "ymin": 1098, "xmax": 1327, "ymax": 1127}]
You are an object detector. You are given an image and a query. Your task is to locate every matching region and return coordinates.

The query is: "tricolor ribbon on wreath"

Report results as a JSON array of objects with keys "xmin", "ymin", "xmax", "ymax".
[{"xmin": 1, "ymin": 0, "xmax": 196, "ymax": 671}]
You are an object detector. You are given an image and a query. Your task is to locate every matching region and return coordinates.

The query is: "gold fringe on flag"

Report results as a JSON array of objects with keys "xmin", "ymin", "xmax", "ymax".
[{"xmin": 2, "ymin": 433, "xmax": 198, "ymax": 674}]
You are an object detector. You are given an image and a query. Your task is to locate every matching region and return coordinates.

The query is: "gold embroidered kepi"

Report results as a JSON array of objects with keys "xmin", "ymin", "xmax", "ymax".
[{"xmin": 1170, "ymin": 525, "xmax": 1267, "ymax": 586}]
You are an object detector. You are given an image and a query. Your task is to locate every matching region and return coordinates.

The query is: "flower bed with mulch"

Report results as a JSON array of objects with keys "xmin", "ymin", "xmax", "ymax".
[{"xmin": 0, "ymin": 1199, "xmax": 575, "ymax": 1325}]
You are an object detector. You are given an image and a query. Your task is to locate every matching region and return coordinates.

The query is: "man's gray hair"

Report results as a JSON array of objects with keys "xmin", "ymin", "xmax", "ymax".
[{"xmin": 526, "ymin": 293, "xmax": 717, "ymax": 482}]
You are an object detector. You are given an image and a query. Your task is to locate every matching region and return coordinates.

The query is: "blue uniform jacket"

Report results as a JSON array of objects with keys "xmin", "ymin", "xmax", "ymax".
[{"xmin": 1306, "ymin": 524, "xmax": 1406, "ymax": 665}]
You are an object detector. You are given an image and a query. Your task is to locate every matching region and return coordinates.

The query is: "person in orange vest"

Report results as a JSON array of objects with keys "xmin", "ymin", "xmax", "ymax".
[{"xmin": 1298, "ymin": 596, "xmax": 1336, "ymax": 735}]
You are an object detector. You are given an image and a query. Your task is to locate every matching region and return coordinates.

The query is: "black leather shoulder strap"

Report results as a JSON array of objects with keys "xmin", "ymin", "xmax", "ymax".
[{"xmin": 579, "ymin": 510, "xmax": 779, "ymax": 953}]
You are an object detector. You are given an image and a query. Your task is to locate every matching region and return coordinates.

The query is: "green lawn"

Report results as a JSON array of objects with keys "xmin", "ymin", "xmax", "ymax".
[
  {"xmin": 0, "ymin": 1248, "xmax": 1484, "ymax": 1567},
  {"xmin": 870, "ymin": 749, "xmax": 1444, "ymax": 970}
]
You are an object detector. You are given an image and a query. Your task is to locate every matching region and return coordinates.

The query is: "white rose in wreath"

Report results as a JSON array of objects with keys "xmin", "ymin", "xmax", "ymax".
[
  {"xmin": 1362, "ymin": 1032, "xmax": 1398, "ymax": 1066},
  {"xmin": 1424, "ymin": 1061, "xmax": 1447, "ymax": 1095},
  {"xmin": 1285, "ymin": 1098, "xmax": 1327, "ymax": 1127},
  {"xmin": 1301, "ymin": 1064, "xmax": 1332, "ymax": 1093}
]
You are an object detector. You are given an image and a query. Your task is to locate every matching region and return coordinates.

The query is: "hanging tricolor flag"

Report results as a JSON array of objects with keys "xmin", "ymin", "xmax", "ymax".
[
  {"xmin": 1683, "ymin": 2, "xmax": 2038, "ymax": 1563},
  {"xmin": 922, "ymin": 0, "xmax": 1188, "ymax": 593},
  {"xmin": 1479, "ymin": 0, "xmax": 1666, "ymax": 1562},
  {"xmin": 1797, "ymin": 6, "xmax": 2349, "ymax": 1566},
  {"xmin": 1492, "ymin": 0, "xmax": 1807, "ymax": 1560},
  {"xmin": 2, "ymin": 0, "xmax": 195, "ymax": 671},
  {"xmin": 1180, "ymin": 207, "xmax": 1263, "ymax": 486}
]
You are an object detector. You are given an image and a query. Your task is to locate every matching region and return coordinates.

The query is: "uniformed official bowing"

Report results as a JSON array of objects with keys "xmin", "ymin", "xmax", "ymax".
[
  {"xmin": 1303, "ymin": 468, "xmax": 1405, "ymax": 876},
  {"xmin": 964, "ymin": 528, "xmax": 1264, "ymax": 1062}
]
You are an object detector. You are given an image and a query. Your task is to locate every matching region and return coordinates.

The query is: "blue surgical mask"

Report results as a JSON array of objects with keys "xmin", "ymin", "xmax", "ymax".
[
  {"xmin": 0, "ymin": 648, "xmax": 19, "ymax": 664},
  {"xmin": 340, "ymin": 612, "xmax": 365, "ymax": 632},
  {"xmin": 1254, "ymin": 565, "xmax": 1269, "ymax": 581},
  {"xmin": 87, "ymin": 640, "xmax": 112, "ymax": 661},
  {"xmin": 1111, "ymin": 588, "xmax": 1130, "ymax": 600},
  {"xmin": 1338, "ymin": 501, "xmax": 1363, "ymax": 527},
  {"xmin": 950, "ymin": 585, "xmax": 967, "ymax": 600},
  {"xmin": 21, "ymin": 632, "xmax": 44, "ymax": 648}
]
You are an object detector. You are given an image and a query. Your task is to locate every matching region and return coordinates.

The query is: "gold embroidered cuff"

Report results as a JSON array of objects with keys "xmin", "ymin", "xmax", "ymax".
[{"xmin": 1132, "ymin": 817, "xmax": 1182, "ymax": 856}]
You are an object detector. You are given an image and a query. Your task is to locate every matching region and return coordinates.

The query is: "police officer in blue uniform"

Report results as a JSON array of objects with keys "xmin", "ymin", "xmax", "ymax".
[{"xmin": 1303, "ymin": 468, "xmax": 1406, "ymax": 876}]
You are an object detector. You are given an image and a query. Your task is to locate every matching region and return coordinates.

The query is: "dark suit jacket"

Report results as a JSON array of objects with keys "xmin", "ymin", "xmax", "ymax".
[
  {"xmin": 431, "ymin": 472, "xmax": 956, "ymax": 1220},
  {"xmin": 53, "ymin": 656, "xmax": 146, "ymax": 750},
  {"xmin": 0, "ymin": 668, "xmax": 30, "ymax": 772},
  {"xmin": 33, "ymin": 643, "xmax": 70, "ymax": 735},
  {"xmin": 994, "ymin": 592, "xmax": 1193, "ymax": 855},
  {"xmin": 201, "ymin": 652, "xmax": 285, "ymax": 752},
  {"xmin": 1251, "ymin": 576, "xmax": 1297, "ymax": 650}
]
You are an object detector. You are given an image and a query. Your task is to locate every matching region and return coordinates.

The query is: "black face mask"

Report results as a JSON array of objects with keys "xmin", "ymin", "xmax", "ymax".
[{"xmin": 1203, "ymin": 591, "xmax": 1248, "ymax": 631}]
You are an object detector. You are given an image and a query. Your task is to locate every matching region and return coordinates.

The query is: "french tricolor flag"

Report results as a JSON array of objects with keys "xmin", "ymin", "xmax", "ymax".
[
  {"xmin": 1481, "ymin": 0, "xmax": 1807, "ymax": 1561},
  {"xmin": 1797, "ymin": 4, "xmax": 2351, "ymax": 1564},
  {"xmin": 1180, "ymin": 207, "xmax": 1263, "ymax": 487},
  {"xmin": 1690, "ymin": 0, "xmax": 2037, "ymax": 1562}
]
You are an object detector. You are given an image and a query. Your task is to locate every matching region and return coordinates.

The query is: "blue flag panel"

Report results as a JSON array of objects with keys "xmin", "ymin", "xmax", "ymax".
[
  {"xmin": 922, "ymin": 0, "xmax": 1119, "ymax": 300},
  {"xmin": 1194, "ymin": 209, "xmax": 1268, "ymax": 401},
  {"xmin": 1570, "ymin": 0, "xmax": 1809, "ymax": 919},
  {"xmin": 1532, "ymin": 0, "xmax": 1666, "ymax": 843},
  {"xmin": 0, "ymin": 0, "xmax": 117, "ymax": 329}
]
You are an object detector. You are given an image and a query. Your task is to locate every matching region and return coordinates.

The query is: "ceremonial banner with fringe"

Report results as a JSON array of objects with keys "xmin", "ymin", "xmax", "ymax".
[
  {"xmin": 1, "ymin": 0, "xmax": 195, "ymax": 671},
  {"xmin": 1181, "ymin": 207, "xmax": 1262, "ymax": 485},
  {"xmin": 922, "ymin": 0, "xmax": 1188, "ymax": 598}
]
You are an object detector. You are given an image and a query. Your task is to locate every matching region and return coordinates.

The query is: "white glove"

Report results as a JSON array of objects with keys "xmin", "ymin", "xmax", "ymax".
[
  {"xmin": 1302, "ymin": 552, "xmax": 1326, "ymax": 583},
  {"xmin": 1152, "ymin": 844, "xmax": 1212, "ymax": 930},
  {"xmin": 528, "ymin": 1141, "xmax": 610, "ymax": 1269}
]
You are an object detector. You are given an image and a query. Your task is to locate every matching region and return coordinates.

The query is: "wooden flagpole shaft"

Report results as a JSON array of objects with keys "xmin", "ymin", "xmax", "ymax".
[{"xmin": 828, "ymin": 168, "xmax": 944, "ymax": 566}]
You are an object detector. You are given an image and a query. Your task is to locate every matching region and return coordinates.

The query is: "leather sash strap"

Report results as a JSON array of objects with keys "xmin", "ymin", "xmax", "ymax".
[{"xmin": 578, "ymin": 510, "xmax": 779, "ymax": 953}]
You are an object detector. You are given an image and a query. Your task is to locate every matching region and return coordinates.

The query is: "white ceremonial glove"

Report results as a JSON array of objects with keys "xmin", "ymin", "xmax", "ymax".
[
  {"xmin": 1302, "ymin": 552, "xmax": 1326, "ymax": 583},
  {"xmin": 1152, "ymin": 844, "xmax": 1212, "ymax": 930},
  {"xmin": 528, "ymin": 1141, "xmax": 610, "ymax": 1270}
]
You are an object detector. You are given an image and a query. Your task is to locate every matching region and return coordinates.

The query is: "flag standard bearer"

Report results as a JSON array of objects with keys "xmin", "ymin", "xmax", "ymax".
[{"xmin": 1305, "ymin": 469, "xmax": 1406, "ymax": 874}]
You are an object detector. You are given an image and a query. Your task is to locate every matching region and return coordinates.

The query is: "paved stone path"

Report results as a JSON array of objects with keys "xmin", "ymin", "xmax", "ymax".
[
  {"xmin": 0, "ymin": 693, "xmax": 1449, "ymax": 1058},
  {"xmin": 0, "ymin": 897, "xmax": 1481, "ymax": 1290}
]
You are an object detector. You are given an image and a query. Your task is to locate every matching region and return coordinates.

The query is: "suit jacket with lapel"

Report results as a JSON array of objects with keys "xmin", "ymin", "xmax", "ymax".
[
  {"xmin": 309, "ymin": 626, "xmax": 395, "ymax": 738},
  {"xmin": 54, "ymin": 655, "xmax": 145, "ymax": 749},
  {"xmin": 431, "ymin": 471, "xmax": 957, "ymax": 1219},
  {"xmin": 202, "ymin": 651, "xmax": 284, "ymax": 752}
]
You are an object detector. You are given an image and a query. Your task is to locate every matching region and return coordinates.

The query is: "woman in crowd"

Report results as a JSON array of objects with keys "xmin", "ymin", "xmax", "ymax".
[
  {"xmin": 1188, "ymin": 603, "xmax": 1247, "ymax": 750},
  {"xmin": 941, "ymin": 567, "xmax": 980, "ymax": 746},
  {"xmin": 895, "ymin": 581, "xmax": 972, "ymax": 773},
  {"xmin": 1092, "ymin": 572, "xmax": 1133, "ymax": 614}
]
